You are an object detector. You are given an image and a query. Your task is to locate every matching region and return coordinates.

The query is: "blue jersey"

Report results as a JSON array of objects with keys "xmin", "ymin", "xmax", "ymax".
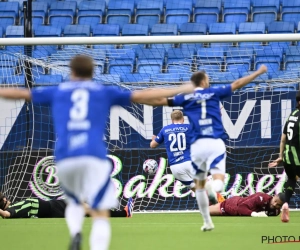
[
  {"xmin": 31, "ymin": 81, "xmax": 131, "ymax": 161},
  {"xmin": 155, "ymin": 123, "xmax": 191, "ymax": 165},
  {"xmin": 169, "ymin": 86, "xmax": 232, "ymax": 144}
]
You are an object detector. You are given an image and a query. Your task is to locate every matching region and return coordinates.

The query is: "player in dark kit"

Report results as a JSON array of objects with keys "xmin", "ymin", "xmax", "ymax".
[
  {"xmin": 208, "ymin": 192, "xmax": 285, "ymax": 217},
  {"xmin": 268, "ymin": 91, "xmax": 300, "ymax": 222},
  {"xmin": 0, "ymin": 194, "xmax": 133, "ymax": 219}
]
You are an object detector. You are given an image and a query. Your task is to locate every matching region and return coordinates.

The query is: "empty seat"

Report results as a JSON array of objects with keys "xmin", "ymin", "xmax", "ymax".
[
  {"xmin": 268, "ymin": 21, "xmax": 294, "ymax": 49},
  {"xmin": 34, "ymin": 75, "xmax": 63, "ymax": 85},
  {"xmin": 194, "ymin": 0, "xmax": 222, "ymax": 25},
  {"xmin": 20, "ymin": 2, "xmax": 48, "ymax": 27},
  {"xmin": 180, "ymin": 23, "xmax": 207, "ymax": 34},
  {"xmin": 0, "ymin": 27, "xmax": 3, "ymax": 38},
  {"xmin": 0, "ymin": 2, "xmax": 19, "ymax": 30},
  {"xmin": 209, "ymin": 23, "xmax": 236, "ymax": 47},
  {"xmin": 121, "ymin": 73, "xmax": 151, "ymax": 82},
  {"xmin": 49, "ymin": 2, "xmax": 77, "ymax": 29},
  {"xmin": 282, "ymin": 0, "xmax": 300, "ymax": 28},
  {"xmin": 254, "ymin": 46, "xmax": 283, "ymax": 74},
  {"xmin": 165, "ymin": 0, "xmax": 193, "ymax": 26},
  {"xmin": 106, "ymin": 0, "xmax": 134, "ymax": 29},
  {"xmin": 196, "ymin": 47, "xmax": 224, "ymax": 72},
  {"xmin": 135, "ymin": 0, "xmax": 163, "ymax": 28},
  {"xmin": 151, "ymin": 24, "xmax": 178, "ymax": 49},
  {"xmin": 166, "ymin": 48, "xmax": 194, "ymax": 73},
  {"xmin": 238, "ymin": 22, "xmax": 265, "ymax": 47},
  {"xmin": 107, "ymin": 49, "xmax": 135, "ymax": 74},
  {"xmin": 122, "ymin": 24, "xmax": 149, "ymax": 36},
  {"xmin": 284, "ymin": 46, "xmax": 300, "ymax": 70},
  {"xmin": 223, "ymin": 0, "xmax": 250, "ymax": 27},
  {"xmin": 6, "ymin": 25, "xmax": 24, "ymax": 37},
  {"xmin": 137, "ymin": 48, "xmax": 165, "ymax": 74},
  {"xmin": 97, "ymin": 74, "xmax": 121, "ymax": 84},
  {"xmin": 34, "ymin": 25, "xmax": 62, "ymax": 37},
  {"xmin": 252, "ymin": 0, "xmax": 279, "ymax": 25},
  {"xmin": 152, "ymin": 73, "xmax": 181, "ymax": 83},
  {"xmin": 92, "ymin": 24, "xmax": 120, "ymax": 49},
  {"xmin": 63, "ymin": 25, "xmax": 91, "ymax": 37},
  {"xmin": 77, "ymin": 1, "xmax": 105, "ymax": 28},
  {"xmin": 226, "ymin": 47, "xmax": 253, "ymax": 71}
]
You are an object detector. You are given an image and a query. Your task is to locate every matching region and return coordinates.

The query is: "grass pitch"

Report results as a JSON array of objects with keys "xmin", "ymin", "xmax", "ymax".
[{"xmin": 1, "ymin": 213, "xmax": 300, "ymax": 250}]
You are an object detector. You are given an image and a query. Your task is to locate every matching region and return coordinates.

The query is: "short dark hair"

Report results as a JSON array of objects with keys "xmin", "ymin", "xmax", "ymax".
[
  {"xmin": 190, "ymin": 71, "xmax": 207, "ymax": 87},
  {"xmin": 277, "ymin": 192, "xmax": 286, "ymax": 204},
  {"xmin": 70, "ymin": 55, "xmax": 94, "ymax": 79},
  {"xmin": 0, "ymin": 192, "xmax": 6, "ymax": 210}
]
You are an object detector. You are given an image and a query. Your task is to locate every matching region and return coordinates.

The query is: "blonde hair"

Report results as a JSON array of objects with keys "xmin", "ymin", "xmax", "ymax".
[{"xmin": 171, "ymin": 110, "xmax": 183, "ymax": 121}]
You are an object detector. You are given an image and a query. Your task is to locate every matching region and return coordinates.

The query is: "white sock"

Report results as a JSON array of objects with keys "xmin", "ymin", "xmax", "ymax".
[
  {"xmin": 65, "ymin": 202, "xmax": 85, "ymax": 237},
  {"xmin": 90, "ymin": 218, "xmax": 111, "ymax": 250},
  {"xmin": 196, "ymin": 189, "xmax": 212, "ymax": 224},
  {"xmin": 212, "ymin": 179, "xmax": 224, "ymax": 193}
]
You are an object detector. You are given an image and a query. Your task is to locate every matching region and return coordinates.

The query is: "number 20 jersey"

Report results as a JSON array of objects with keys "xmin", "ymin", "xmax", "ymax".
[
  {"xmin": 155, "ymin": 124, "xmax": 191, "ymax": 165},
  {"xmin": 168, "ymin": 86, "xmax": 232, "ymax": 144},
  {"xmin": 31, "ymin": 81, "xmax": 131, "ymax": 161}
]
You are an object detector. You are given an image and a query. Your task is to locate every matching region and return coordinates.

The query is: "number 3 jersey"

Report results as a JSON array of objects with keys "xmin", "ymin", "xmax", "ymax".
[
  {"xmin": 31, "ymin": 81, "xmax": 131, "ymax": 161},
  {"xmin": 155, "ymin": 123, "xmax": 191, "ymax": 165},
  {"xmin": 168, "ymin": 86, "xmax": 232, "ymax": 144}
]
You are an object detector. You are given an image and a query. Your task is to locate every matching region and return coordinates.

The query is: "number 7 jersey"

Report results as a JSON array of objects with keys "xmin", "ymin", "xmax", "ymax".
[
  {"xmin": 31, "ymin": 81, "xmax": 131, "ymax": 161},
  {"xmin": 155, "ymin": 124, "xmax": 191, "ymax": 165},
  {"xmin": 168, "ymin": 86, "xmax": 232, "ymax": 144}
]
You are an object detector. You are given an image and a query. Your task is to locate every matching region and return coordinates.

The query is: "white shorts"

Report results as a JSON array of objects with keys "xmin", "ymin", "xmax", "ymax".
[
  {"xmin": 56, "ymin": 156, "xmax": 118, "ymax": 210},
  {"xmin": 170, "ymin": 161, "xmax": 196, "ymax": 189},
  {"xmin": 191, "ymin": 138, "xmax": 226, "ymax": 181}
]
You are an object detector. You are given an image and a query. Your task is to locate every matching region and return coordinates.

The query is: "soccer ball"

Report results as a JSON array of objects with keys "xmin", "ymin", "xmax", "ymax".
[{"xmin": 143, "ymin": 159, "xmax": 158, "ymax": 175}]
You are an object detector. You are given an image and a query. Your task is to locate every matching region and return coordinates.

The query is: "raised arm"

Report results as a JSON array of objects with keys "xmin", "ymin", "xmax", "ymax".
[
  {"xmin": 0, "ymin": 88, "xmax": 31, "ymax": 101},
  {"xmin": 131, "ymin": 83, "xmax": 194, "ymax": 105},
  {"xmin": 231, "ymin": 65, "xmax": 268, "ymax": 92}
]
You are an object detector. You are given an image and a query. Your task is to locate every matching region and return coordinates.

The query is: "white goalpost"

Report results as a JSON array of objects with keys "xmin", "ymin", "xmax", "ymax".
[{"xmin": 0, "ymin": 34, "xmax": 300, "ymax": 211}]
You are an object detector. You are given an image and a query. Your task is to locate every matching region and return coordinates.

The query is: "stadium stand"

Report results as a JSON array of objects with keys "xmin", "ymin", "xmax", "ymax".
[
  {"xmin": 106, "ymin": 0, "xmax": 135, "ymax": 28},
  {"xmin": 135, "ymin": 0, "xmax": 163, "ymax": 28},
  {"xmin": 223, "ymin": 0, "xmax": 251, "ymax": 27},
  {"xmin": 49, "ymin": 1, "xmax": 77, "ymax": 29},
  {"xmin": 251, "ymin": 0, "xmax": 280, "ymax": 25},
  {"xmin": 77, "ymin": 0, "xmax": 106, "ymax": 28},
  {"xmin": 193, "ymin": 0, "xmax": 222, "ymax": 25},
  {"xmin": 165, "ymin": 0, "xmax": 193, "ymax": 26},
  {"xmin": 0, "ymin": 2, "xmax": 19, "ymax": 30}
]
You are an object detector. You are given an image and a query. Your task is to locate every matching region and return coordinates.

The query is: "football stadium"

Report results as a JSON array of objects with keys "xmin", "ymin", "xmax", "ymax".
[{"xmin": 0, "ymin": 0, "xmax": 300, "ymax": 249}]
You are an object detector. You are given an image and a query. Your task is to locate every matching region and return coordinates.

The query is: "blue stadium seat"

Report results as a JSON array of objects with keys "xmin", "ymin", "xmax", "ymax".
[
  {"xmin": 151, "ymin": 24, "xmax": 178, "ymax": 49},
  {"xmin": 281, "ymin": 0, "xmax": 300, "ymax": 28},
  {"xmin": 179, "ymin": 23, "xmax": 206, "ymax": 49},
  {"xmin": 196, "ymin": 47, "xmax": 224, "ymax": 73},
  {"xmin": 135, "ymin": 0, "xmax": 163, "ymax": 28},
  {"xmin": 6, "ymin": 25, "xmax": 24, "ymax": 37},
  {"xmin": 0, "ymin": 2, "xmax": 19, "ymax": 30},
  {"xmin": 152, "ymin": 73, "xmax": 181, "ymax": 82},
  {"xmin": 270, "ymin": 70, "xmax": 299, "ymax": 80},
  {"xmin": 4, "ymin": 74, "xmax": 25, "ymax": 85},
  {"xmin": 166, "ymin": 48, "xmax": 194, "ymax": 73},
  {"xmin": 121, "ymin": 73, "xmax": 151, "ymax": 82},
  {"xmin": 107, "ymin": 49, "xmax": 135, "ymax": 74},
  {"xmin": 49, "ymin": 1, "xmax": 77, "ymax": 29},
  {"xmin": 238, "ymin": 22, "xmax": 265, "ymax": 47},
  {"xmin": 106, "ymin": 0, "xmax": 134, "ymax": 29},
  {"xmin": 97, "ymin": 74, "xmax": 121, "ymax": 84},
  {"xmin": 254, "ymin": 46, "xmax": 283, "ymax": 74},
  {"xmin": 63, "ymin": 25, "xmax": 91, "ymax": 37},
  {"xmin": 0, "ymin": 27, "xmax": 3, "ymax": 38},
  {"xmin": 137, "ymin": 48, "xmax": 165, "ymax": 74},
  {"xmin": 20, "ymin": 2, "xmax": 48, "ymax": 27},
  {"xmin": 34, "ymin": 75, "xmax": 63, "ymax": 85},
  {"xmin": 268, "ymin": 21, "xmax": 294, "ymax": 49},
  {"xmin": 226, "ymin": 47, "xmax": 253, "ymax": 73},
  {"xmin": 122, "ymin": 24, "xmax": 149, "ymax": 36},
  {"xmin": 210, "ymin": 72, "xmax": 239, "ymax": 83},
  {"xmin": 209, "ymin": 23, "xmax": 236, "ymax": 47},
  {"xmin": 33, "ymin": 50, "xmax": 51, "ymax": 59},
  {"xmin": 223, "ymin": 0, "xmax": 250, "ymax": 27},
  {"xmin": 92, "ymin": 24, "xmax": 120, "ymax": 49},
  {"xmin": 77, "ymin": 1, "xmax": 105, "ymax": 28},
  {"xmin": 284, "ymin": 46, "xmax": 300, "ymax": 70},
  {"xmin": 252, "ymin": 0, "xmax": 279, "ymax": 25},
  {"xmin": 165, "ymin": 0, "xmax": 193, "ymax": 27},
  {"xmin": 194, "ymin": 0, "xmax": 222, "ymax": 25}
]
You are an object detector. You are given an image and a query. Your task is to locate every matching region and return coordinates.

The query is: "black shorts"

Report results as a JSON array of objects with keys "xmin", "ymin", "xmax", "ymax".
[
  {"xmin": 37, "ymin": 199, "xmax": 52, "ymax": 218},
  {"xmin": 49, "ymin": 200, "xmax": 67, "ymax": 218},
  {"xmin": 283, "ymin": 162, "xmax": 300, "ymax": 180}
]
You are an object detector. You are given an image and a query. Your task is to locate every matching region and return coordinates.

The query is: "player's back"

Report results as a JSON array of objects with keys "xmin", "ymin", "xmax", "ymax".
[
  {"xmin": 173, "ymin": 86, "xmax": 232, "ymax": 143},
  {"xmin": 36, "ymin": 81, "xmax": 131, "ymax": 161},
  {"xmin": 158, "ymin": 123, "xmax": 191, "ymax": 165}
]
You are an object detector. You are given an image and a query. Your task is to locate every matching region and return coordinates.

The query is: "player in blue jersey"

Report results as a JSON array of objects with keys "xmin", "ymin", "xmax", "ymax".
[
  {"xmin": 150, "ymin": 110, "xmax": 196, "ymax": 191},
  {"xmin": 0, "ymin": 55, "xmax": 194, "ymax": 250},
  {"xmin": 144, "ymin": 65, "xmax": 268, "ymax": 231}
]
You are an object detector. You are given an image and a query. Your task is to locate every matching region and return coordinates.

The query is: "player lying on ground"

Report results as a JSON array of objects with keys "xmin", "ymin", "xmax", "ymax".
[
  {"xmin": 209, "ymin": 192, "xmax": 285, "ymax": 217},
  {"xmin": 0, "ymin": 194, "xmax": 134, "ymax": 219}
]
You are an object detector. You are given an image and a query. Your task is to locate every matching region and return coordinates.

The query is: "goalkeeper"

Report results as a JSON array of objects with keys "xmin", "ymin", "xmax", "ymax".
[
  {"xmin": 0, "ymin": 193, "xmax": 133, "ymax": 219},
  {"xmin": 209, "ymin": 192, "xmax": 285, "ymax": 217}
]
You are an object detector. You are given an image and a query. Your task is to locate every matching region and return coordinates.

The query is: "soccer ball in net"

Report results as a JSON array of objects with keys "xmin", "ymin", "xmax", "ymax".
[{"xmin": 143, "ymin": 159, "xmax": 158, "ymax": 175}]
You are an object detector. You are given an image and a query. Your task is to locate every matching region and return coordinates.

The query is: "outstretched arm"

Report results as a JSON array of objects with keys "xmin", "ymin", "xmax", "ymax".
[
  {"xmin": 231, "ymin": 65, "xmax": 268, "ymax": 92},
  {"xmin": 269, "ymin": 133, "xmax": 286, "ymax": 167},
  {"xmin": 131, "ymin": 83, "xmax": 194, "ymax": 105},
  {"xmin": 0, "ymin": 88, "xmax": 31, "ymax": 101}
]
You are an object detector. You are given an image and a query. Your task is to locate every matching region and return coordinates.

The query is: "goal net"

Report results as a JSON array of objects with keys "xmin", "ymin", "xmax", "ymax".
[{"xmin": 0, "ymin": 33, "xmax": 300, "ymax": 211}]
